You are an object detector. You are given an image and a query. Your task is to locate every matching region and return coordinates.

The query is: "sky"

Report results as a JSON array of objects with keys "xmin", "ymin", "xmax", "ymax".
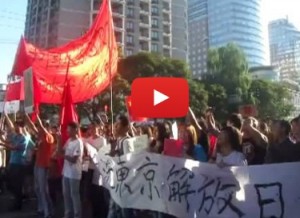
[{"xmin": 0, "ymin": 0, "xmax": 300, "ymax": 83}]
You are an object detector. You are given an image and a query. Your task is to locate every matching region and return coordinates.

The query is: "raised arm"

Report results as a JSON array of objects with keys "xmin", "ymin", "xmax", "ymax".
[
  {"xmin": 129, "ymin": 123, "xmax": 136, "ymax": 137},
  {"xmin": 245, "ymin": 123, "xmax": 268, "ymax": 147},
  {"xmin": 188, "ymin": 107, "xmax": 202, "ymax": 133},
  {"xmin": 0, "ymin": 130, "xmax": 9, "ymax": 145},
  {"xmin": 206, "ymin": 114, "xmax": 220, "ymax": 137},
  {"xmin": 4, "ymin": 114, "xmax": 14, "ymax": 133},
  {"xmin": 36, "ymin": 115, "xmax": 50, "ymax": 135},
  {"xmin": 25, "ymin": 114, "xmax": 38, "ymax": 134}
]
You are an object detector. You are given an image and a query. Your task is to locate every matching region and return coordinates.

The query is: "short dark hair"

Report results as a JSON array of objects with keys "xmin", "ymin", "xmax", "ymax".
[
  {"xmin": 278, "ymin": 120, "xmax": 291, "ymax": 136},
  {"xmin": 291, "ymin": 116, "xmax": 300, "ymax": 124},
  {"xmin": 15, "ymin": 121, "xmax": 25, "ymax": 128},
  {"xmin": 227, "ymin": 113, "xmax": 243, "ymax": 130},
  {"xmin": 222, "ymin": 126, "xmax": 242, "ymax": 152},
  {"xmin": 68, "ymin": 121, "xmax": 79, "ymax": 130},
  {"xmin": 117, "ymin": 115, "xmax": 129, "ymax": 128}
]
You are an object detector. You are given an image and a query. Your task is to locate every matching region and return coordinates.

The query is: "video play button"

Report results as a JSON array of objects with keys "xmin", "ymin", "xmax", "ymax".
[
  {"xmin": 131, "ymin": 77, "xmax": 189, "ymax": 118},
  {"xmin": 154, "ymin": 89, "xmax": 169, "ymax": 106}
]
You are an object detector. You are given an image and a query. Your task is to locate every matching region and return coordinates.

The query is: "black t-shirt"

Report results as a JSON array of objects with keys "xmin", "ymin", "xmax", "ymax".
[
  {"xmin": 242, "ymin": 138, "xmax": 267, "ymax": 165},
  {"xmin": 266, "ymin": 138, "xmax": 300, "ymax": 164}
]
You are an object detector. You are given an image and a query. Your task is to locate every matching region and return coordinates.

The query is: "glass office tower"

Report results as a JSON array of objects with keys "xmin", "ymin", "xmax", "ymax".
[
  {"xmin": 207, "ymin": 0, "xmax": 266, "ymax": 67},
  {"xmin": 188, "ymin": 0, "xmax": 266, "ymax": 77}
]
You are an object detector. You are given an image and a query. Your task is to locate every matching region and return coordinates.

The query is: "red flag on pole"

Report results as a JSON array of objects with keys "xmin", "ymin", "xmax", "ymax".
[
  {"xmin": 3, "ymin": 78, "xmax": 23, "ymax": 114},
  {"xmin": 125, "ymin": 96, "xmax": 147, "ymax": 122},
  {"xmin": 10, "ymin": 36, "xmax": 33, "ymax": 76},
  {"xmin": 5, "ymin": 78, "xmax": 24, "ymax": 101},
  {"xmin": 59, "ymin": 81, "xmax": 78, "ymax": 146},
  {"xmin": 10, "ymin": 0, "xmax": 118, "ymax": 104}
]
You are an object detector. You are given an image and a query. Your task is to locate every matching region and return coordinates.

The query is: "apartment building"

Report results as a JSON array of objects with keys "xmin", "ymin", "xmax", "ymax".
[
  {"xmin": 25, "ymin": 0, "xmax": 188, "ymax": 61},
  {"xmin": 25, "ymin": 0, "xmax": 90, "ymax": 48}
]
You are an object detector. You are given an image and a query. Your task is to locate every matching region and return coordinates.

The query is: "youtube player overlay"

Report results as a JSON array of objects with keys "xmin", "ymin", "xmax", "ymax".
[{"xmin": 131, "ymin": 77, "xmax": 189, "ymax": 118}]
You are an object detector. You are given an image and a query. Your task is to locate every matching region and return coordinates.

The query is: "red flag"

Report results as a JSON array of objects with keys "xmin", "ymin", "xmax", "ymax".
[
  {"xmin": 10, "ymin": 36, "xmax": 33, "ymax": 76},
  {"xmin": 59, "ymin": 82, "xmax": 78, "ymax": 146},
  {"xmin": 125, "ymin": 96, "xmax": 147, "ymax": 122},
  {"xmin": 11, "ymin": 0, "xmax": 118, "ymax": 104},
  {"xmin": 5, "ymin": 78, "xmax": 24, "ymax": 101}
]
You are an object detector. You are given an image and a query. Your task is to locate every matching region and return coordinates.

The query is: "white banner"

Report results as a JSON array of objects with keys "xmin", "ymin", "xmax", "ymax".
[
  {"xmin": 88, "ymin": 149, "xmax": 300, "ymax": 218},
  {"xmin": 0, "ymin": 100, "xmax": 20, "ymax": 113},
  {"xmin": 128, "ymin": 135, "xmax": 148, "ymax": 153}
]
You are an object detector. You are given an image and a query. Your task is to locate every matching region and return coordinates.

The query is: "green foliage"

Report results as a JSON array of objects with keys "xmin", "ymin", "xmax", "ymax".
[
  {"xmin": 250, "ymin": 80, "xmax": 294, "ymax": 119},
  {"xmin": 118, "ymin": 52, "xmax": 207, "ymax": 116},
  {"xmin": 188, "ymin": 80, "xmax": 208, "ymax": 116},
  {"xmin": 204, "ymin": 43, "xmax": 251, "ymax": 101},
  {"xmin": 205, "ymin": 84, "xmax": 228, "ymax": 120},
  {"xmin": 118, "ymin": 52, "xmax": 191, "ymax": 83},
  {"xmin": 203, "ymin": 43, "xmax": 293, "ymax": 119},
  {"xmin": 40, "ymin": 104, "xmax": 59, "ymax": 119},
  {"xmin": 77, "ymin": 74, "xmax": 130, "ymax": 119}
]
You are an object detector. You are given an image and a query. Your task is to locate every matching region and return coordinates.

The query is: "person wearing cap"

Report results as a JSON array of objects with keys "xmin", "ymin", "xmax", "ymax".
[{"xmin": 0, "ymin": 115, "xmax": 27, "ymax": 211}]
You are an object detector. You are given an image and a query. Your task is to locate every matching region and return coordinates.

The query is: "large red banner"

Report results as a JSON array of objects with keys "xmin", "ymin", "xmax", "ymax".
[{"xmin": 11, "ymin": 0, "xmax": 118, "ymax": 104}]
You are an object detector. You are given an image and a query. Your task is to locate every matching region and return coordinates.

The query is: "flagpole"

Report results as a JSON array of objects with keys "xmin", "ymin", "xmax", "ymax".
[
  {"xmin": 65, "ymin": 57, "xmax": 70, "ymax": 83},
  {"xmin": 108, "ymin": 0, "xmax": 114, "ymax": 133}
]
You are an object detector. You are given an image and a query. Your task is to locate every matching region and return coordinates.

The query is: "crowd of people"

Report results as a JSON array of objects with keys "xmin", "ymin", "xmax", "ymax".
[{"xmin": 0, "ymin": 108, "xmax": 300, "ymax": 218}]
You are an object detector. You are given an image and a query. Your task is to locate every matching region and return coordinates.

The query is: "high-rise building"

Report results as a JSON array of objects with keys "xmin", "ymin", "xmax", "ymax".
[
  {"xmin": 171, "ymin": 0, "xmax": 188, "ymax": 61},
  {"xmin": 269, "ymin": 18, "xmax": 300, "ymax": 82},
  {"xmin": 188, "ymin": 0, "xmax": 266, "ymax": 78},
  {"xmin": 25, "ymin": 0, "xmax": 90, "ymax": 48},
  {"xmin": 188, "ymin": 0, "xmax": 208, "ymax": 77},
  {"xmin": 24, "ymin": 0, "xmax": 188, "ymax": 61}
]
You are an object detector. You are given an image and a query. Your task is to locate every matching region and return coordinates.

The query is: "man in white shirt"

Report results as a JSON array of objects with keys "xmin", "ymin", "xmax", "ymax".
[
  {"xmin": 61, "ymin": 122, "xmax": 83, "ymax": 218},
  {"xmin": 111, "ymin": 115, "xmax": 134, "ymax": 157},
  {"xmin": 107, "ymin": 115, "xmax": 135, "ymax": 218},
  {"xmin": 83, "ymin": 122, "xmax": 110, "ymax": 218}
]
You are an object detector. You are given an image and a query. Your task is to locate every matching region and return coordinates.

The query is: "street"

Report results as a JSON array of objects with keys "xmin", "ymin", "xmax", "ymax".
[{"xmin": 0, "ymin": 193, "xmax": 37, "ymax": 218}]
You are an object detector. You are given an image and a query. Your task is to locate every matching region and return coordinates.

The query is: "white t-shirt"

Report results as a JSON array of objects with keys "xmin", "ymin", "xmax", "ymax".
[
  {"xmin": 62, "ymin": 138, "xmax": 84, "ymax": 180},
  {"xmin": 85, "ymin": 136, "xmax": 107, "ymax": 169},
  {"xmin": 117, "ymin": 136, "xmax": 134, "ymax": 155},
  {"xmin": 86, "ymin": 136, "xmax": 107, "ymax": 150},
  {"xmin": 216, "ymin": 151, "xmax": 247, "ymax": 167}
]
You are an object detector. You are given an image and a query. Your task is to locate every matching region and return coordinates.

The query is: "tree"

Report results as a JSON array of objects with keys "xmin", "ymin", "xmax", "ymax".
[
  {"xmin": 188, "ymin": 80, "xmax": 208, "ymax": 116},
  {"xmin": 249, "ymin": 79, "xmax": 294, "ymax": 119},
  {"xmin": 202, "ymin": 43, "xmax": 253, "ymax": 117},
  {"xmin": 77, "ymin": 74, "xmax": 130, "ymax": 119},
  {"xmin": 118, "ymin": 52, "xmax": 191, "ymax": 83},
  {"xmin": 118, "ymin": 52, "xmax": 208, "ymax": 116},
  {"xmin": 205, "ymin": 84, "xmax": 227, "ymax": 120},
  {"xmin": 204, "ymin": 43, "xmax": 251, "ymax": 104}
]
